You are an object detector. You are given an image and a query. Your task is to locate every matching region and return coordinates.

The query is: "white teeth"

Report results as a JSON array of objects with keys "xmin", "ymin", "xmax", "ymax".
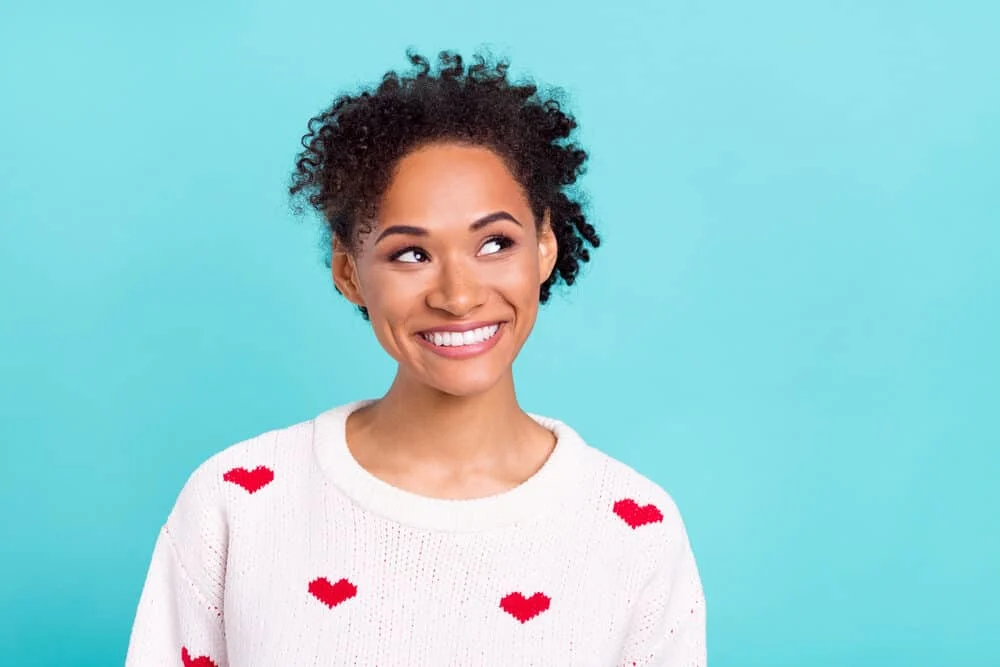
[{"xmin": 422, "ymin": 324, "xmax": 500, "ymax": 347}]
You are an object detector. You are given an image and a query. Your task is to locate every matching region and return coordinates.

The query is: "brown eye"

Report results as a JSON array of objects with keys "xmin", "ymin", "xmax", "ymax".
[
  {"xmin": 390, "ymin": 247, "xmax": 429, "ymax": 263},
  {"xmin": 478, "ymin": 235, "xmax": 515, "ymax": 256}
]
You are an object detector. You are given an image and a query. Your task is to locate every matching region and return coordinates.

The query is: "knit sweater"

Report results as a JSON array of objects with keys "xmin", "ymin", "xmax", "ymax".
[{"xmin": 125, "ymin": 399, "xmax": 706, "ymax": 666}]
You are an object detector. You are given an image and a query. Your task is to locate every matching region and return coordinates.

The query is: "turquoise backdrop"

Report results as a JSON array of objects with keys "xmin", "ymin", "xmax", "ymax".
[{"xmin": 2, "ymin": 1, "xmax": 997, "ymax": 665}]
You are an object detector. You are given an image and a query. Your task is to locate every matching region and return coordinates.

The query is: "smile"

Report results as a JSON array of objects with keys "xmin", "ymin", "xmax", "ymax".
[
  {"xmin": 420, "ymin": 324, "xmax": 500, "ymax": 347},
  {"xmin": 415, "ymin": 322, "xmax": 505, "ymax": 360}
]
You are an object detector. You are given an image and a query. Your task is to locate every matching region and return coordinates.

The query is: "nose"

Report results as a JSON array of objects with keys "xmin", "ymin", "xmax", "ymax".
[{"xmin": 425, "ymin": 257, "xmax": 485, "ymax": 316}]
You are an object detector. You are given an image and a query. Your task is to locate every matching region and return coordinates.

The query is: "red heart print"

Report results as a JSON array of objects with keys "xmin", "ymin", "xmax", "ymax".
[
  {"xmin": 613, "ymin": 498, "xmax": 664, "ymax": 529},
  {"xmin": 308, "ymin": 577, "xmax": 357, "ymax": 608},
  {"xmin": 222, "ymin": 466, "xmax": 274, "ymax": 494},
  {"xmin": 500, "ymin": 591, "xmax": 551, "ymax": 623},
  {"xmin": 181, "ymin": 646, "xmax": 218, "ymax": 667}
]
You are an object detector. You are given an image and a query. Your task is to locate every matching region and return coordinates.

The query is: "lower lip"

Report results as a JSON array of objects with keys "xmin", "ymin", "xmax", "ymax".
[{"xmin": 415, "ymin": 323, "xmax": 505, "ymax": 359}]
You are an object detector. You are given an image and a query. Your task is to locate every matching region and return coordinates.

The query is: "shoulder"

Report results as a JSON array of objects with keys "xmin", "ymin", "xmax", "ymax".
[
  {"xmin": 562, "ymin": 428, "xmax": 695, "ymax": 572},
  {"xmin": 156, "ymin": 413, "xmax": 319, "ymax": 591},
  {"xmin": 165, "ymin": 413, "xmax": 317, "ymax": 528},
  {"xmin": 585, "ymin": 444, "xmax": 689, "ymax": 536}
]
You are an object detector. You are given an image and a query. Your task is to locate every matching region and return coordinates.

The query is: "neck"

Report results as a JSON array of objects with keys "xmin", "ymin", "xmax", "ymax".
[{"xmin": 352, "ymin": 369, "xmax": 540, "ymax": 466}]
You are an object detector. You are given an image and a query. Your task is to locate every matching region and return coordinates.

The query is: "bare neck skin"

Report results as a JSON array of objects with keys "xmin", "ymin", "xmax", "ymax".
[{"xmin": 345, "ymin": 369, "xmax": 557, "ymax": 499}]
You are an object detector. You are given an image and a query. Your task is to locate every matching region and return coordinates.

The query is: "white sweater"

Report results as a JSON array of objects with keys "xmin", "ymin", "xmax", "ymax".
[{"xmin": 125, "ymin": 400, "xmax": 706, "ymax": 666}]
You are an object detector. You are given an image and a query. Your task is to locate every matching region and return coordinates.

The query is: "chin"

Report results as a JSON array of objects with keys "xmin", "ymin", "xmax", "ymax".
[{"xmin": 422, "ymin": 367, "xmax": 508, "ymax": 399}]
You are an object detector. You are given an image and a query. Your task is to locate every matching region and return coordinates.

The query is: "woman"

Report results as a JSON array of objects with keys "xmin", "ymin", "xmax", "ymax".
[{"xmin": 125, "ymin": 50, "xmax": 706, "ymax": 666}]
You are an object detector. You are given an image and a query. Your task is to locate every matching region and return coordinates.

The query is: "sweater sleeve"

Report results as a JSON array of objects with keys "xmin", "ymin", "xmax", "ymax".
[
  {"xmin": 125, "ymin": 465, "xmax": 229, "ymax": 667},
  {"xmin": 618, "ymin": 532, "xmax": 707, "ymax": 667}
]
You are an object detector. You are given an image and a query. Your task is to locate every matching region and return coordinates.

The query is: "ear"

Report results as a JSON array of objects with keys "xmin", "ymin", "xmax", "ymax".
[
  {"xmin": 331, "ymin": 236, "xmax": 366, "ymax": 308},
  {"xmin": 537, "ymin": 208, "xmax": 558, "ymax": 284}
]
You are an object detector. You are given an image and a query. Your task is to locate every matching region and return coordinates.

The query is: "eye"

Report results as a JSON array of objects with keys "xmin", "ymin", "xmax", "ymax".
[
  {"xmin": 389, "ymin": 246, "xmax": 429, "ymax": 263},
  {"xmin": 478, "ymin": 235, "xmax": 515, "ymax": 256}
]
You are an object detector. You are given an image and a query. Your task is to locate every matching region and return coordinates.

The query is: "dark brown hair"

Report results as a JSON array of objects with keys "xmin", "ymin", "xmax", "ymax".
[{"xmin": 289, "ymin": 49, "xmax": 600, "ymax": 319}]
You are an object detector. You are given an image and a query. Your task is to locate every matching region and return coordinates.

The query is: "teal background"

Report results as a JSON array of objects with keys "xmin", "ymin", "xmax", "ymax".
[{"xmin": 2, "ymin": 0, "xmax": 998, "ymax": 664}]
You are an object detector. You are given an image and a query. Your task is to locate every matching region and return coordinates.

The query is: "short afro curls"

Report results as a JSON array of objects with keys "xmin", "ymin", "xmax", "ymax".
[{"xmin": 288, "ymin": 49, "xmax": 600, "ymax": 320}]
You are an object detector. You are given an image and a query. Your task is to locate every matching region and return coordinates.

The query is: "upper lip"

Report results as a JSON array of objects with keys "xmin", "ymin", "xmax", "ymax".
[{"xmin": 418, "ymin": 321, "xmax": 503, "ymax": 334}]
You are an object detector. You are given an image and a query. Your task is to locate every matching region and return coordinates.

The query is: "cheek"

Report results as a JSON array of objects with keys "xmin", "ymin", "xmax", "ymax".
[
  {"xmin": 357, "ymin": 263, "xmax": 421, "ymax": 311},
  {"xmin": 500, "ymin": 251, "xmax": 543, "ymax": 299},
  {"xmin": 359, "ymin": 271, "xmax": 433, "ymax": 355},
  {"xmin": 364, "ymin": 287, "xmax": 416, "ymax": 361}
]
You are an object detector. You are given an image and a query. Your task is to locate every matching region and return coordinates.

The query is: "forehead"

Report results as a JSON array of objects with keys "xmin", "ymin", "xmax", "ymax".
[{"xmin": 378, "ymin": 142, "xmax": 530, "ymax": 223}]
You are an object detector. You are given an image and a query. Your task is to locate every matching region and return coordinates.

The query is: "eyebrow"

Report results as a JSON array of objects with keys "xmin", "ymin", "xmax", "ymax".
[{"xmin": 373, "ymin": 211, "xmax": 522, "ymax": 245}]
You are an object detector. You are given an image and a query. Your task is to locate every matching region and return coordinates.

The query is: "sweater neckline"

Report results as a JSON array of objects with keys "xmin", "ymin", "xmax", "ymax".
[{"xmin": 312, "ymin": 399, "xmax": 588, "ymax": 532}]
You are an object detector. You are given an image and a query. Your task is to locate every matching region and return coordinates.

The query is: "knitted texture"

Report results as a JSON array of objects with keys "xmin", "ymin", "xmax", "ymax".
[{"xmin": 125, "ymin": 400, "xmax": 706, "ymax": 666}]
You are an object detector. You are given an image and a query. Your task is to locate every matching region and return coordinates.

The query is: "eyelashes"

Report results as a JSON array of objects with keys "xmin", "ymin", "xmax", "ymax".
[
  {"xmin": 388, "ymin": 234, "xmax": 516, "ymax": 263},
  {"xmin": 481, "ymin": 234, "xmax": 516, "ymax": 255},
  {"xmin": 389, "ymin": 245, "xmax": 428, "ymax": 263}
]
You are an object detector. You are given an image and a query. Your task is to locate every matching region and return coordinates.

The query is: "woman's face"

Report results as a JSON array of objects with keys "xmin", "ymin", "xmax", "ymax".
[{"xmin": 332, "ymin": 142, "xmax": 558, "ymax": 398}]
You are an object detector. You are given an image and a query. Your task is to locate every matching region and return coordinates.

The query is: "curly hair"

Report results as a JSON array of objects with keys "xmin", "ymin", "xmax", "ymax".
[{"xmin": 288, "ymin": 49, "xmax": 600, "ymax": 320}]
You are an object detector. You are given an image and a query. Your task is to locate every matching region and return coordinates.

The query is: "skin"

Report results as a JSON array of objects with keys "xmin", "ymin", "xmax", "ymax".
[{"xmin": 331, "ymin": 141, "xmax": 560, "ymax": 500}]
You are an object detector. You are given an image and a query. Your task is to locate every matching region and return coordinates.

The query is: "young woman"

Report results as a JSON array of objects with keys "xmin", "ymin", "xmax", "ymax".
[{"xmin": 125, "ymin": 50, "xmax": 706, "ymax": 666}]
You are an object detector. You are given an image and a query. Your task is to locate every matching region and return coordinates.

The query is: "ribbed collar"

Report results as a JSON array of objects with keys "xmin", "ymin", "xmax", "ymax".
[{"xmin": 311, "ymin": 399, "xmax": 589, "ymax": 532}]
